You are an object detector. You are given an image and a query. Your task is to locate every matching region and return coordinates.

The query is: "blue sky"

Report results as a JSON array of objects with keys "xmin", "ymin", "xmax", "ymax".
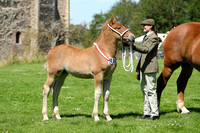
[{"xmin": 70, "ymin": 0, "xmax": 139, "ymax": 25}]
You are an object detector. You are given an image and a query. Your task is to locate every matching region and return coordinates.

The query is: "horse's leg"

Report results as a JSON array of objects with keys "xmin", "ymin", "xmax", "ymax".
[
  {"xmin": 42, "ymin": 74, "xmax": 55, "ymax": 121},
  {"xmin": 52, "ymin": 71, "xmax": 68, "ymax": 120},
  {"xmin": 92, "ymin": 73, "xmax": 103, "ymax": 121},
  {"xmin": 157, "ymin": 62, "xmax": 181, "ymax": 113},
  {"xmin": 103, "ymin": 76, "xmax": 112, "ymax": 121},
  {"xmin": 157, "ymin": 66, "xmax": 173, "ymax": 112},
  {"xmin": 176, "ymin": 62, "xmax": 193, "ymax": 114}
]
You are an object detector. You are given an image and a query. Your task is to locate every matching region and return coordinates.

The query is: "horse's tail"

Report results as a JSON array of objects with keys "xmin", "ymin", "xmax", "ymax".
[
  {"xmin": 158, "ymin": 31, "xmax": 170, "ymax": 50},
  {"xmin": 44, "ymin": 62, "xmax": 48, "ymax": 72}
]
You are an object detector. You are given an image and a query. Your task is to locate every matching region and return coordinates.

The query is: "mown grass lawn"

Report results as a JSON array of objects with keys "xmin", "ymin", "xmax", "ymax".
[{"xmin": 0, "ymin": 59, "xmax": 200, "ymax": 133}]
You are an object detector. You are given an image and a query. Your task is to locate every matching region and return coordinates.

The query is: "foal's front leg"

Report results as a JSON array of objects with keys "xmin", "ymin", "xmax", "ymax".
[
  {"xmin": 103, "ymin": 76, "xmax": 112, "ymax": 121},
  {"xmin": 92, "ymin": 73, "xmax": 103, "ymax": 121}
]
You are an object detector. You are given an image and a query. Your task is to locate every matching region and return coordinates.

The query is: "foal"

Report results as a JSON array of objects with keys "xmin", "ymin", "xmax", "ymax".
[{"xmin": 42, "ymin": 15, "xmax": 135, "ymax": 121}]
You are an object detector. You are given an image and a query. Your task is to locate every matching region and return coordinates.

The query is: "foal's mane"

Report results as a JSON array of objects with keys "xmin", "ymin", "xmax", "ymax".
[
  {"xmin": 101, "ymin": 16, "xmax": 116, "ymax": 32},
  {"xmin": 94, "ymin": 16, "xmax": 117, "ymax": 45}
]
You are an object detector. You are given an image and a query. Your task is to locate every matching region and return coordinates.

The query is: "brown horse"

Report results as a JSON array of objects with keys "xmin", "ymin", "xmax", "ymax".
[
  {"xmin": 157, "ymin": 22, "xmax": 200, "ymax": 114},
  {"xmin": 42, "ymin": 15, "xmax": 135, "ymax": 121}
]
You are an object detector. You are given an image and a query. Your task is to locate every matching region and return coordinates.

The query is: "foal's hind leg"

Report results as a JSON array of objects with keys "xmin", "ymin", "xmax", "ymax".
[
  {"xmin": 53, "ymin": 71, "xmax": 68, "ymax": 120},
  {"xmin": 42, "ymin": 75, "xmax": 55, "ymax": 121},
  {"xmin": 103, "ymin": 76, "xmax": 112, "ymax": 121},
  {"xmin": 176, "ymin": 62, "xmax": 193, "ymax": 114}
]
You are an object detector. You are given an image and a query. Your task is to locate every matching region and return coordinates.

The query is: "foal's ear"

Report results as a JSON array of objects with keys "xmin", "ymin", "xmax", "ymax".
[{"xmin": 109, "ymin": 14, "xmax": 116, "ymax": 25}]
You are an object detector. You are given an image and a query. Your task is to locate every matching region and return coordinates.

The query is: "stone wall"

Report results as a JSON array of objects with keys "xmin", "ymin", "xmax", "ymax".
[
  {"xmin": 0, "ymin": 0, "xmax": 70, "ymax": 62},
  {"xmin": 0, "ymin": 0, "xmax": 32, "ymax": 60}
]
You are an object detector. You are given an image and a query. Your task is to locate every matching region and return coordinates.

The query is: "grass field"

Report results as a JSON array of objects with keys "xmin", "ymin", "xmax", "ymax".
[{"xmin": 0, "ymin": 59, "xmax": 200, "ymax": 133}]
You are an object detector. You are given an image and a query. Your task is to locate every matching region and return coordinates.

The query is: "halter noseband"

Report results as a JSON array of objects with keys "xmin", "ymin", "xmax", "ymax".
[{"xmin": 107, "ymin": 24, "xmax": 129, "ymax": 40}]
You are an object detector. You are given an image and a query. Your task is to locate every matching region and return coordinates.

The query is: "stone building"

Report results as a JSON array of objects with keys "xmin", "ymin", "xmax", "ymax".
[{"xmin": 0, "ymin": 0, "xmax": 70, "ymax": 61}]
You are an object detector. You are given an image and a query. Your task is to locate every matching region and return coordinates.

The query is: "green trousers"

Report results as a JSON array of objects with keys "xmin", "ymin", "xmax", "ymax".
[{"xmin": 140, "ymin": 71, "xmax": 159, "ymax": 116}]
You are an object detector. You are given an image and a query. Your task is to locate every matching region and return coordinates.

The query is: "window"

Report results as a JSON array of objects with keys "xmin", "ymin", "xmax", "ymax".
[{"xmin": 16, "ymin": 31, "xmax": 21, "ymax": 44}]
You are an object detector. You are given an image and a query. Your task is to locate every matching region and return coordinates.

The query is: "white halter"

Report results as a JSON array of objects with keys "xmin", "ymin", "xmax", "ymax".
[
  {"xmin": 107, "ymin": 23, "xmax": 133, "ymax": 72},
  {"xmin": 122, "ymin": 44, "xmax": 134, "ymax": 72},
  {"xmin": 107, "ymin": 24, "xmax": 129, "ymax": 40}
]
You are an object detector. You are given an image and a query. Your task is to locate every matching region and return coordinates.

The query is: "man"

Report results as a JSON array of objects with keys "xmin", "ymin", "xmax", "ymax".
[{"xmin": 133, "ymin": 19, "xmax": 160, "ymax": 120}]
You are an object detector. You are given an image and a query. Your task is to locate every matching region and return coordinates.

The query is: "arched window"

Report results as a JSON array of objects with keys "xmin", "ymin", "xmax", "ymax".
[{"xmin": 16, "ymin": 32, "xmax": 21, "ymax": 44}]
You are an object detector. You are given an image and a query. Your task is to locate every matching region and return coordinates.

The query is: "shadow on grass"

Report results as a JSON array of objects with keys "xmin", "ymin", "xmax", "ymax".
[
  {"xmin": 160, "ymin": 107, "xmax": 200, "ymax": 115},
  {"xmin": 188, "ymin": 107, "xmax": 200, "ymax": 113},
  {"xmin": 61, "ymin": 112, "xmax": 141, "ymax": 119},
  {"xmin": 60, "ymin": 108, "xmax": 200, "ymax": 119},
  {"xmin": 61, "ymin": 114, "xmax": 91, "ymax": 118},
  {"xmin": 111, "ymin": 112, "xmax": 141, "ymax": 119}
]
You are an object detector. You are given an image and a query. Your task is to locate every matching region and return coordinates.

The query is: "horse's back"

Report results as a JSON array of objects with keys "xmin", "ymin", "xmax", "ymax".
[
  {"xmin": 165, "ymin": 22, "xmax": 200, "ymax": 47},
  {"xmin": 164, "ymin": 22, "xmax": 200, "ymax": 68},
  {"xmin": 47, "ymin": 44, "xmax": 94, "ymax": 62}
]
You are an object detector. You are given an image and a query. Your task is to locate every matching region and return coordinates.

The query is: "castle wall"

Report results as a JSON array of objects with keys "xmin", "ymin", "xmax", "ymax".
[
  {"xmin": 0, "ymin": 0, "xmax": 70, "ymax": 62},
  {"xmin": 0, "ymin": 0, "xmax": 32, "ymax": 60},
  {"xmin": 58, "ymin": 0, "xmax": 70, "ymax": 44}
]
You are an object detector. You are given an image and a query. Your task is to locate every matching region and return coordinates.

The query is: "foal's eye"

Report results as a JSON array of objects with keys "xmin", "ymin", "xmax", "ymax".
[{"xmin": 117, "ymin": 27, "xmax": 121, "ymax": 30}]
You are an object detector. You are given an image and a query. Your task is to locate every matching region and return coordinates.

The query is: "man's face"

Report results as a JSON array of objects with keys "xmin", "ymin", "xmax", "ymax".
[{"xmin": 143, "ymin": 25, "xmax": 152, "ymax": 33}]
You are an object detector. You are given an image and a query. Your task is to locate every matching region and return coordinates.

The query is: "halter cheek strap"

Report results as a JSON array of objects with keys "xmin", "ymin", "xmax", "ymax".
[{"xmin": 107, "ymin": 24, "xmax": 129, "ymax": 40}]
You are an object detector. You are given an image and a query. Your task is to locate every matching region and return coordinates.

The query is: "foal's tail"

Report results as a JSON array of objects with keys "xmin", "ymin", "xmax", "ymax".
[{"xmin": 44, "ymin": 62, "xmax": 48, "ymax": 72}]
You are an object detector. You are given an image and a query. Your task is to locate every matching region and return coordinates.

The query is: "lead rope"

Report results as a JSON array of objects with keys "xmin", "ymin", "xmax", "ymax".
[{"xmin": 122, "ymin": 44, "xmax": 134, "ymax": 72}]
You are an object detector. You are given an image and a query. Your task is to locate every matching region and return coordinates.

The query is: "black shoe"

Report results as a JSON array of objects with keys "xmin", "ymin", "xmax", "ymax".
[
  {"xmin": 148, "ymin": 115, "xmax": 159, "ymax": 120},
  {"xmin": 140, "ymin": 115, "xmax": 150, "ymax": 119}
]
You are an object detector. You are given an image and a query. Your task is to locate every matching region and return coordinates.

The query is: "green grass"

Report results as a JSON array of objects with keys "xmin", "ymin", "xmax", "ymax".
[{"xmin": 0, "ymin": 60, "xmax": 200, "ymax": 133}]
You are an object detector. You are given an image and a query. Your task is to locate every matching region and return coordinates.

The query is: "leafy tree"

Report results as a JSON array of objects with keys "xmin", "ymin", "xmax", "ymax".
[
  {"xmin": 109, "ymin": 0, "xmax": 144, "ymax": 37},
  {"xmin": 69, "ymin": 24, "xmax": 93, "ymax": 48},
  {"xmin": 89, "ymin": 12, "xmax": 108, "ymax": 41},
  {"xmin": 186, "ymin": 0, "xmax": 200, "ymax": 22},
  {"xmin": 70, "ymin": 0, "xmax": 200, "ymax": 48},
  {"xmin": 138, "ymin": 0, "xmax": 188, "ymax": 33}
]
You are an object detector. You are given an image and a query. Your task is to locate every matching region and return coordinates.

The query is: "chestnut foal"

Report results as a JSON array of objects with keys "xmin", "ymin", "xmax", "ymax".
[{"xmin": 42, "ymin": 15, "xmax": 135, "ymax": 121}]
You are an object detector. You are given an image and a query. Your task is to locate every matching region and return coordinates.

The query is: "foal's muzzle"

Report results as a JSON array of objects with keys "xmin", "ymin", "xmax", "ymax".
[{"xmin": 124, "ymin": 35, "xmax": 135, "ymax": 45}]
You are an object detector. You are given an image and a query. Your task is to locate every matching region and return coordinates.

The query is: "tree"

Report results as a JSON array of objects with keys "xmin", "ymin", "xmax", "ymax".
[
  {"xmin": 138, "ymin": 0, "xmax": 189, "ymax": 33},
  {"xmin": 72, "ymin": 0, "xmax": 200, "ymax": 49},
  {"xmin": 187, "ymin": 0, "xmax": 200, "ymax": 22},
  {"xmin": 69, "ymin": 24, "xmax": 93, "ymax": 48}
]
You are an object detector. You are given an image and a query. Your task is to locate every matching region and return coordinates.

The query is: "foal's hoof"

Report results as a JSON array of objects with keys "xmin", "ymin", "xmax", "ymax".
[
  {"xmin": 53, "ymin": 112, "xmax": 62, "ymax": 120},
  {"xmin": 94, "ymin": 116, "xmax": 100, "ymax": 122},
  {"xmin": 103, "ymin": 114, "xmax": 112, "ymax": 121},
  {"xmin": 43, "ymin": 116, "xmax": 49, "ymax": 121},
  {"xmin": 55, "ymin": 115, "xmax": 62, "ymax": 120},
  {"xmin": 106, "ymin": 116, "xmax": 112, "ymax": 121},
  {"xmin": 92, "ymin": 114, "xmax": 100, "ymax": 121}
]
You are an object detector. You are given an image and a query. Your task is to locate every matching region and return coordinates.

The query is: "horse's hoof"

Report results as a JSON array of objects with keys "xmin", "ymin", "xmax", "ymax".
[
  {"xmin": 177, "ymin": 107, "xmax": 180, "ymax": 113},
  {"xmin": 94, "ymin": 117, "xmax": 100, "ymax": 122},
  {"xmin": 94, "ymin": 118, "xmax": 100, "ymax": 122},
  {"xmin": 181, "ymin": 107, "xmax": 190, "ymax": 114},
  {"xmin": 43, "ymin": 116, "xmax": 49, "ymax": 121},
  {"xmin": 103, "ymin": 114, "xmax": 112, "ymax": 121},
  {"xmin": 92, "ymin": 114, "xmax": 100, "ymax": 122},
  {"xmin": 106, "ymin": 116, "xmax": 112, "ymax": 121},
  {"xmin": 56, "ymin": 115, "xmax": 62, "ymax": 120}
]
